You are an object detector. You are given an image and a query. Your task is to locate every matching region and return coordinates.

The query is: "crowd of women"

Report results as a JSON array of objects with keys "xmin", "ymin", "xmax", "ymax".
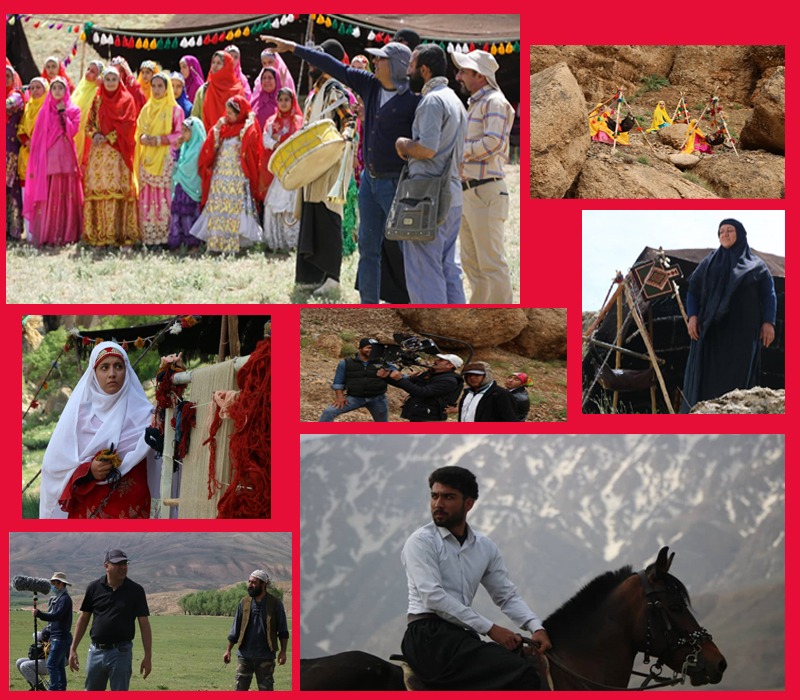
[{"xmin": 6, "ymin": 46, "xmax": 312, "ymax": 254}]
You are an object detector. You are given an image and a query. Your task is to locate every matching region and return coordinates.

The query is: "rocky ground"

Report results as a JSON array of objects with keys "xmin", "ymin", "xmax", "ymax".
[{"xmin": 300, "ymin": 308, "xmax": 567, "ymax": 422}]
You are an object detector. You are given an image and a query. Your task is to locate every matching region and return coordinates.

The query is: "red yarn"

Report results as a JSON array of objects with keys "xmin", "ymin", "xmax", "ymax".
[
  {"xmin": 203, "ymin": 402, "xmax": 225, "ymax": 498},
  {"xmin": 217, "ymin": 337, "xmax": 271, "ymax": 518},
  {"xmin": 175, "ymin": 401, "xmax": 196, "ymax": 459}
]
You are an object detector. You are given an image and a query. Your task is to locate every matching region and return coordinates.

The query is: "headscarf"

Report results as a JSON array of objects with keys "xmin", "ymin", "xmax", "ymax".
[
  {"xmin": 253, "ymin": 49, "xmax": 295, "ymax": 96},
  {"xmin": 682, "ymin": 119, "xmax": 706, "ymax": 154},
  {"xmin": 250, "ymin": 67, "xmax": 281, "ymax": 130},
  {"xmin": 646, "ymin": 101, "xmax": 673, "ymax": 132},
  {"xmin": 39, "ymin": 341, "xmax": 159, "ymax": 519},
  {"xmin": 137, "ymin": 60, "xmax": 159, "ymax": 101},
  {"xmin": 6, "ymin": 63, "xmax": 26, "ymax": 102},
  {"xmin": 260, "ymin": 87, "xmax": 303, "ymax": 195},
  {"xmin": 110, "ymin": 57, "xmax": 147, "ymax": 114},
  {"xmin": 94, "ymin": 67, "xmax": 138, "ymax": 172},
  {"xmin": 41, "ymin": 55, "xmax": 75, "ymax": 92},
  {"xmin": 225, "ymin": 45, "xmax": 252, "ymax": 99},
  {"xmin": 180, "ymin": 55, "xmax": 205, "ymax": 102},
  {"xmin": 172, "ymin": 115, "xmax": 206, "ymax": 202},
  {"xmin": 16, "ymin": 78, "xmax": 48, "ymax": 179},
  {"xmin": 198, "ymin": 94, "xmax": 262, "ymax": 206},
  {"xmin": 171, "ymin": 72, "xmax": 192, "ymax": 117},
  {"xmin": 23, "ymin": 78, "xmax": 82, "ymax": 221},
  {"xmin": 202, "ymin": 51, "xmax": 244, "ymax": 132},
  {"xmin": 71, "ymin": 63, "xmax": 103, "ymax": 162},
  {"xmin": 135, "ymin": 71, "xmax": 179, "ymax": 178}
]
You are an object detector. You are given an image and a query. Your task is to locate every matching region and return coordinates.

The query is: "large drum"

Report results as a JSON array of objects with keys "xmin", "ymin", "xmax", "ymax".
[{"xmin": 268, "ymin": 119, "xmax": 345, "ymax": 190}]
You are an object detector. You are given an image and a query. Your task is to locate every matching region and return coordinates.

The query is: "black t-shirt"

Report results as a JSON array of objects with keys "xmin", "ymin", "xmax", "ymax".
[{"xmin": 80, "ymin": 576, "xmax": 149, "ymax": 644}]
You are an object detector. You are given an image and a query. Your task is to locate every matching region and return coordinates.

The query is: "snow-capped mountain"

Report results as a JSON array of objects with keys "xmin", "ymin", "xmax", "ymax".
[{"xmin": 300, "ymin": 433, "xmax": 784, "ymax": 689}]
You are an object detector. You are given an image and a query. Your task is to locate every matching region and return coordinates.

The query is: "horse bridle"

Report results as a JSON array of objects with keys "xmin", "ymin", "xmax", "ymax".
[{"xmin": 544, "ymin": 569, "xmax": 712, "ymax": 691}]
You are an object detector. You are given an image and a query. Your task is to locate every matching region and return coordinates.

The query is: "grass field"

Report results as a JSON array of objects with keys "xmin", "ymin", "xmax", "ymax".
[
  {"xmin": 5, "ymin": 166, "xmax": 520, "ymax": 304},
  {"xmin": 9, "ymin": 609, "xmax": 292, "ymax": 691}
]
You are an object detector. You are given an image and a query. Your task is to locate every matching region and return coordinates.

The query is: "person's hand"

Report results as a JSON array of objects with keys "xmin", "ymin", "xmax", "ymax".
[
  {"xmin": 488, "ymin": 624, "xmax": 522, "ymax": 650},
  {"xmin": 687, "ymin": 315, "xmax": 700, "ymax": 341},
  {"xmin": 760, "ymin": 322, "xmax": 775, "ymax": 348},
  {"xmin": 389, "ymin": 370, "xmax": 403, "ymax": 381},
  {"xmin": 260, "ymin": 35, "xmax": 296, "ymax": 53},
  {"xmin": 277, "ymin": 651, "xmax": 287, "ymax": 666},
  {"xmin": 69, "ymin": 650, "xmax": 80, "ymax": 672},
  {"xmin": 395, "ymin": 138, "xmax": 409, "ymax": 160},
  {"xmin": 140, "ymin": 656, "xmax": 151, "ymax": 679},
  {"xmin": 32, "ymin": 608, "xmax": 40, "ymax": 618},
  {"xmin": 90, "ymin": 457, "xmax": 114, "ymax": 481},
  {"xmin": 223, "ymin": 650, "xmax": 231, "ymax": 664},
  {"xmin": 530, "ymin": 628, "xmax": 552, "ymax": 655},
  {"xmin": 332, "ymin": 396, "xmax": 347, "ymax": 409},
  {"xmin": 445, "ymin": 405, "xmax": 458, "ymax": 414},
  {"xmin": 376, "ymin": 368, "xmax": 390, "ymax": 378},
  {"xmin": 57, "ymin": 102, "xmax": 66, "ymax": 112}
]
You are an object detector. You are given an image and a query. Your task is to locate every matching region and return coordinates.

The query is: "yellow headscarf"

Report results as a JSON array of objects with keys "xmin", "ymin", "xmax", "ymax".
[
  {"xmin": 16, "ymin": 78, "xmax": 48, "ymax": 179},
  {"xmin": 137, "ymin": 60, "xmax": 160, "ymax": 102},
  {"xmin": 681, "ymin": 119, "xmax": 705, "ymax": 154},
  {"xmin": 135, "ymin": 71, "xmax": 179, "ymax": 178},
  {"xmin": 646, "ymin": 101, "xmax": 673, "ymax": 133},
  {"xmin": 72, "ymin": 70, "xmax": 102, "ymax": 163}
]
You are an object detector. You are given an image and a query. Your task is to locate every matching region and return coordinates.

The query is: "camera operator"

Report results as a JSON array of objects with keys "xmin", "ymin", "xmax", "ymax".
[
  {"xmin": 378, "ymin": 354, "xmax": 463, "ymax": 422},
  {"xmin": 318, "ymin": 338, "xmax": 389, "ymax": 422},
  {"xmin": 32, "ymin": 572, "xmax": 73, "ymax": 690},
  {"xmin": 457, "ymin": 362, "xmax": 516, "ymax": 422}
]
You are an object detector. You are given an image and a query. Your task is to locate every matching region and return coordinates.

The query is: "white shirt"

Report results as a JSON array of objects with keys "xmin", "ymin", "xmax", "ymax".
[
  {"xmin": 402, "ymin": 521, "xmax": 544, "ymax": 635},
  {"xmin": 460, "ymin": 383, "xmax": 491, "ymax": 422}
]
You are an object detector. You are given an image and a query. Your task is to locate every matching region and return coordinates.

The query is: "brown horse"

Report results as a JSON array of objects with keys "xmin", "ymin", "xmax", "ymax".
[{"xmin": 300, "ymin": 547, "xmax": 727, "ymax": 690}]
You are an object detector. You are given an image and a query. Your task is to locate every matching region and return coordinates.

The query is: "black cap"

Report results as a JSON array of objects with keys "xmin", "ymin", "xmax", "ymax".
[
  {"xmin": 359, "ymin": 338, "xmax": 379, "ymax": 348},
  {"xmin": 394, "ymin": 29, "xmax": 421, "ymax": 49},
  {"xmin": 104, "ymin": 549, "xmax": 129, "ymax": 564},
  {"xmin": 319, "ymin": 39, "xmax": 346, "ymax": 61}
]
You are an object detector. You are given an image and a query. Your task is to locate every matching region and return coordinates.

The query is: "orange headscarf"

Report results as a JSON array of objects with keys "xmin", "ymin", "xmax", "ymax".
[{"xmin": 202, "ymin": 51, "xmax": 244, "ymax": 132}]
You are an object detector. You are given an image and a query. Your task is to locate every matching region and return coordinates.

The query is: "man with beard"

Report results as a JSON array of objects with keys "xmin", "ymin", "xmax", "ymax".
[
  {"xmin": 224, "ymin": 570, "xmax": 289, "ymax": 691},
  {"xmin": 378, "ymin": 353, "xmax": 463, "ymax": 422},
  {"xmin": 261, "ymin": 35, "xmax": 419, "ymax": 304},
  {"xmin": 451, "ymin": 50, "xmax": 516, "ymax": 304},
  {"xmin": 395, "ymin": 45, "xmax": 467, "ymax": 304},
  {"xmin": 401, "ymin": 466, "xmax": 550, "ymax": 689}
]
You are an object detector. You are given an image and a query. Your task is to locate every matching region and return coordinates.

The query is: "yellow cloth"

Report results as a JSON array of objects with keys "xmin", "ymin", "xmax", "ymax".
[
  {"xmin": 588, "ymin": 108, "xmax": 630, "ymax": 145},
  {"xmin": 71, "ymin": 77, "xmax": 99, "ymax": 163},
  {"xmin": 646, "ymin": 104, "xmax": 673, "ymax": 132},
  {"xmin": 16, "ymin": 94, "xmax": 46, "ymax": 179},
  {"xmin": 135, "ymin": 78, "xmax": 179, "ymax": 179},
  {"xmin": 682, "ymin": 119, "xmax": 705, "ymax": 154}
]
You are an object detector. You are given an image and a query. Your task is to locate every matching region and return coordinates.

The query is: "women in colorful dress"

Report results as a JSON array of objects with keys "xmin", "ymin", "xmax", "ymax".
[
  {"xmin": 194, "ymin": 51, "xmax": 245, "ymax": 132},
  {"xmin": 179, "ymin": 55, "xmax": 205, "ymax": 102},
  {"xmin": 250, "ymin": 66, "xmax": 281, "ymax": 130},
  {"xmin": 23, "ymin": 78, "xmax": 83, "ymax": 247},
  {"xmin": 137, "ymin": 60, "xmax": 157, "ymax": 102},
  {"xmin": 110, "ymin": 57, "xmax": 146, "ymax": 114},
  {"xmin": 682, "ymin": 119, "xmax": 712, "ymax": 155},
  {"xmin": 83, "ymin": 67, "xmax": 140, "ymax": 245},
  {"xmin": 41, "ymin": 55, "xmax": 76, "ymax": 93},
  {"xmin": 6, "ymin": 63, "xmax": 25, "ymax": 239},
  {"xmin": 16, "ymin": 77, "xmax": 48, "ymax": 188},
  {"xmin": 261, "ymin": 87, "xmax": 303, "ymax": 252},
  {"xmin": 71, "ymin": 60, "xmax": 104, "ymax": 163},
  {"xmin": 171, "ymin": 72, "xmax": 193, "ymax": 117},
  {"xmin": 192, "ymin": 95, "xmax": 263, "ymax": 253},
  {"xmin": 169, "ymin": 116, "xmax": 206, "ymax": 249},
  {"xmin": 39, "ymin": 341, "xmax": 160, "ymax": 520},
  {"xmin": 135, "ymin": 71, "xmax": 182, "ymax": 245},
  {"xmin": 254, "ymin": 48, "xmax": 295, "ymax": 95},
  {"xmin": 225, "ymin": 45, "xmax": 252, "ymax": 99}
]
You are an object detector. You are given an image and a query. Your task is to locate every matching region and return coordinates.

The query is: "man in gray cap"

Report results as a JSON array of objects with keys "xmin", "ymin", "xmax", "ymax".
[
  {"xmin": 69, "ymin": 549, "xmax": 151, "ymax": 691},
  {"xmin": 319, "ymin": 337, "xmax": 389, "ymax": 422},
  {"xmin": 261, "ymin": 34, "xmax": 420, "ymax": 305},
  {"xmin": 33, "ymin": 572, "xmax": 73, "ymax": 690},
  {"xmin": 452, "ymin": 50, "xmax": 516, "ymax": 304},
  {"xmin": 224, "ymin": 570, "xmax": 289, "ymax": 691}
]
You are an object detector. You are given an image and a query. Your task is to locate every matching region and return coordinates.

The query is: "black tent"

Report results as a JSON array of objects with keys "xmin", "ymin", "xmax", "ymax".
[
  {"xmin": 6, "ymin": 17, "xmax": 39, "ymax": 82},
  {"xmin": 582, "ymin": 246, "xmax": 785, "ymax": 413}
]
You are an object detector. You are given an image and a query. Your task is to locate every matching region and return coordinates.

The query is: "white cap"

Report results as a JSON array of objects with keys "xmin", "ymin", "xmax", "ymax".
[{"xmin": 436, "ymin": 353, "xmax": 463, "ymax": 369}]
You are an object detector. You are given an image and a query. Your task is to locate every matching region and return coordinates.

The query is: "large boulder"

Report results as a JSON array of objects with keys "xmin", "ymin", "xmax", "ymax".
[
  {"xmin": 501, "ymin": 308, "xmax": 567, "ymax": 360},
  {"xmin": 396, "ymin": 309, "xmax": 528, "ymax": 349},
  {"xmin": 573, "ymin": 156, "xmax": 719, "ymax": 199},
  {"xmin": 740, "ymin": 67, "xmax": 785, "ymax": 154},
  {"xmin": 669, "ymin": 46, "xmax": 757, "ymax": 105},
  {"xmin": 656, "ymin": 123, "xmax": 694, "ymax": 150},
  {"xmin": 691, "ymin": 387, "xmax": 785, "ymax": 414},
  {"xmin": 668, "ymin": 153, "xmax": 700, "ymax": 169},
  {"xmin": 530, "ymin": 62, "xmax": 589, "ymax": 198},
  {"xmin": 692, "ymin": 151, "xmax": 784, "ymax": 198}
]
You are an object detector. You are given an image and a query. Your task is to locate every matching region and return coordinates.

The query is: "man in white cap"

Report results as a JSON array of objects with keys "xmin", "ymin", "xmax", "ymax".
[
  {"xmin": 224, "ymin": 570, "xmax": 289, "ymax": 690},
  {"xmin": 451, "ymin": 50, "xmax": 516, "ymax": 304},
  {"xmin": 378, "ymin": 353, "xmax": 464, "ymax": 422},
  {"xmin": 33, "ymin": 572, "xmax": 73, "ymax": 690}
]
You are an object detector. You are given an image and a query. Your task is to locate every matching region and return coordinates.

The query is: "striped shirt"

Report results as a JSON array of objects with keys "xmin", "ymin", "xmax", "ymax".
[{"xmin": 460, "ymin": 86, "xmax": 515, "ymax": 181}]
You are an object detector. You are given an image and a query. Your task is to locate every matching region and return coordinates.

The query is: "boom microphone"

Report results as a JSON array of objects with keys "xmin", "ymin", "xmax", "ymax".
[{"xmin": 12, "ymin": 575, "xmax": 51, "ymax": 595}]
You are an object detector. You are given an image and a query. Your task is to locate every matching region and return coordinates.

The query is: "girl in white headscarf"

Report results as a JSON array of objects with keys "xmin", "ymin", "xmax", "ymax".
[{"xmin": 39, "ymin": 342, "xmax": 160, "ymax": 519}]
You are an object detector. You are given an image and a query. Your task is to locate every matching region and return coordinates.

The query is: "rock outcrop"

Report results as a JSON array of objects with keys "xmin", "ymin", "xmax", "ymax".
[
  {"xmin": 500, "ymin": 308, "xmax": 567, "ymax": 360},
  {"xmin": 691, "ymin": 387, "xmax": 785, "ymax": 414},
  {"xmin": 740, "ymin": 67, "xmax": 785, "ymax": 154},
  {"xmin": 396, "ymin": 308, "xmax": 529, "ymax": 348}
]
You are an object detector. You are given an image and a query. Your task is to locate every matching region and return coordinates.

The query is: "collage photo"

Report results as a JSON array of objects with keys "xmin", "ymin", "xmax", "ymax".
[{"xmin": 5, "ymin": 9, "xmax": 790, "ymax": 697}]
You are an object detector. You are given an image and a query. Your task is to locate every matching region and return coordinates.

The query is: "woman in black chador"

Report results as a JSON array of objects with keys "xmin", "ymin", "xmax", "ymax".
[{"xmin": 681, "ymin": 218, "xmax": 777, "ymax": 412}]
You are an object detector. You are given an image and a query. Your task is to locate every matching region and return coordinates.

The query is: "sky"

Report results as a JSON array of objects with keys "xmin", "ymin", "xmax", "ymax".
[{"xmin": 581, "ymin": 210, "xmax": 786, "ymax": 310}]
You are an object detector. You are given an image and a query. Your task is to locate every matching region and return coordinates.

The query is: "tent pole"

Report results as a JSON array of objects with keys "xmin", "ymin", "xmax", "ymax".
[
  {"xmin": 584, "ymin": 338, "xmax": 665, "ymax": 364},
  {"xmin": 218, "ymin": 316, "xmax": 229, "ymax": 362},
  {"xmin": 583, "ymin": 280, "xmax": 623, "ymax": 338},
  {"xmin": 611, "ymin": 87, "xmax": 623, "ymax": 153},
  {"xmin": 648, "ymin": 307, "xmax": 657, "ymax": 414},
  {"xmin": 612, "ymin": 291, "xmax": 622, "ymax": 412},
  {"xmin": 623, "ymin": 282, "xmax": 674, "ymax": 413}
]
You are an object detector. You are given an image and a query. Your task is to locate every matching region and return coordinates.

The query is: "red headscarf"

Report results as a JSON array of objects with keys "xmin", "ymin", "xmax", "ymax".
[
  {"xmin": 202, "ymin": 51, "xmax": 244, "ymax": 132},
  {"xmin": 41, "ymin": 56, "xmax": 76, "ymax": 93},
  {"xmin": 259, "ymin": 88, "xmax": 304, "ymax": 196},
  {"xmin": 92, "ymin": 68, "xmax": 138, "ymax": 172},
  {"xmin": 198, "ymin": 95, "xmax": 263, "ymax": 208},
  {"xmin": 6, "ymin": 61, "xmax": 26, "ymax": 101}
]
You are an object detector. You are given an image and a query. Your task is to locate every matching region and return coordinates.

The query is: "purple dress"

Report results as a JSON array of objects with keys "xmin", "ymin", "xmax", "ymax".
[{"xmin": 167, "ymin": 149, "xmax": 202, "ymax": 249}]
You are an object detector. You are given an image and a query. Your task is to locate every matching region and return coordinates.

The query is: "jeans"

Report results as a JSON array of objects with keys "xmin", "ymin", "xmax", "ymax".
[
  {"xmin": 235, "ymin": 657, "xmax": 276, "ymax": 690},
  {"xmin": 46, "ymin": 635, "xmax": 71, "ymax": 690},
  {"xmin": 85, "ymin": 641, "xmax": 133, "ymax": 691},
  {"xmin": 357, "ymin": 173, "xmax": 400, "ymax": 303},
  {"xmin": 403, "ymin": 204, "xmax": 466, "ymax": 304},
  {"xmin": 319, "ymin": 394, "xmax": 389, "ymax": 422}
]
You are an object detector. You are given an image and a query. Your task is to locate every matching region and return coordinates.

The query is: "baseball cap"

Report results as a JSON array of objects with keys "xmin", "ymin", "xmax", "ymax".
[
  {"xmin": 104, "ymin": 549, "xmax": 129, "ymax": 564},
  {"xmin": 436, "ymin": 353, "xmax": 463, "ymax": 369}
]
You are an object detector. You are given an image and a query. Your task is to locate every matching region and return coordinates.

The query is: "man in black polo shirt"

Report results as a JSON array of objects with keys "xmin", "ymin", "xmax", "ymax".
[
  {"xmin": 223, "ymin": 570, "xmax": 289, "ymax": 691},
  {"xmin": 318, "ymin": 337, "xmax": 389, "ymax": 422},
  {"xmin": 68, "ymin": 549, "xmax": 152, "ymax": 690}
]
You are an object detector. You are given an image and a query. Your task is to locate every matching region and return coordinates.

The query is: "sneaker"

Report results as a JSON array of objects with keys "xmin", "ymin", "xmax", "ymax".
[{"xmin": 312, "ymin": 278, "xmax": 340, "ymax": 296}]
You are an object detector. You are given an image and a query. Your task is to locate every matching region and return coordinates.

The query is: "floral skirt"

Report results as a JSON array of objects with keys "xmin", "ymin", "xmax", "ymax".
[{"xmin": 83, "ymin": 143, "xmax": 140, "ymax": 246}]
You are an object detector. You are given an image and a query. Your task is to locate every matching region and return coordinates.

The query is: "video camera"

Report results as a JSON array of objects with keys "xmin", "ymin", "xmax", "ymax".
[{"xmin": 367, "ymin": 333, "xmax": 442, "ymax": 370}]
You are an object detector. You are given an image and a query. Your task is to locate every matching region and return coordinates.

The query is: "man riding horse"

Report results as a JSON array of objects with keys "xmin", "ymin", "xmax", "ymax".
[{"xmin": 401, "ymin": 466, "xmax": 551, "ymax": 689}]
